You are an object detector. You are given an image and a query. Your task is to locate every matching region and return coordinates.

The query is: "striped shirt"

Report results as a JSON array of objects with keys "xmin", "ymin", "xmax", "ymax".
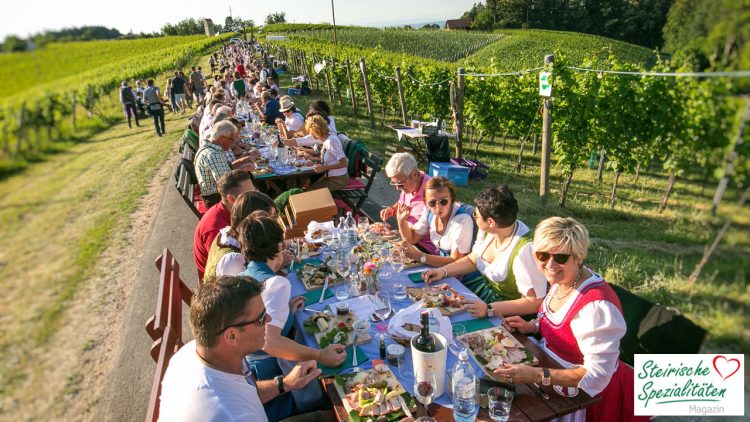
[{"xmin": 195, "ymin": 142, "xmax": 231, "ymax": 196}]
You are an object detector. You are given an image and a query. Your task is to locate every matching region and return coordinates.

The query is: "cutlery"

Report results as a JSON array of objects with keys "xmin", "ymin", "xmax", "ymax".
[
  {"xmin": 303, "ymin": 308, "xmax": 321, "ymax": 313},
  {"xmin": 351, "ymin": 333, "xmax": 359, "ymax": 367},
  {"xmin": 319, "ymin": 276, "xmax": 329, "ymax": 304},
  {"xmin": 532, "ymin": 382, "xmax": 550, "ymax": 400}
]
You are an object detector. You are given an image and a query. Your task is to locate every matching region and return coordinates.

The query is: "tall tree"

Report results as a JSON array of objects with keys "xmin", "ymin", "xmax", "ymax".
[{"xmin": 265, "ymin": 12, "xmax": 287, "ymax": 26}]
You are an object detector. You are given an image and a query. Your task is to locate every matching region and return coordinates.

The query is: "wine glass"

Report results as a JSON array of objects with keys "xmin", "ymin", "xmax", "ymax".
[
  {"xmin": 374, "ymin": 291, "xmax": 392, "ymax": 321},
  {"xmin": 391, "ymin": 248, "xmax": 406, "ymax": 275},
  {"xmin": 358, "ymin": 217, "xmax": 370, "ymax": 236},
  {"xmin": 321, "ymin": 233, "xmax": 335, "ymax": 256},
  {"xmin": 335, "ymin": 251, "xmax": 351, "ymax": 280},
  {"xmin": 449, "ymin": 324, "xmax": 467, "ymax": 356},
  {"xmin": 413, "ymin": 368, "xmax": 438, "ymax": 411}
]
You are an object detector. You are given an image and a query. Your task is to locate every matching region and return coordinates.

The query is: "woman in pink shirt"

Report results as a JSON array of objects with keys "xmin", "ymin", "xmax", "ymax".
[{"xmin": 380, "ymin": 153, "xmax": 437, "ymax": 255}]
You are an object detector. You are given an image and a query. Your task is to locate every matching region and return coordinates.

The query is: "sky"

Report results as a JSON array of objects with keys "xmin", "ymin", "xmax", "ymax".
[{"xmin": 0, "ymin": 0, "xmax": 477, "ymax": 40}]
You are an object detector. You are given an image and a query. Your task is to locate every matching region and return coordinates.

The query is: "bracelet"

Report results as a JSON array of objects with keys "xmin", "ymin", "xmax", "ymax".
[
  {"xmin": 531, "ymin": 318, "xmax": 540, "ymax": 334},
  {"xmin": 274, "ymin": 375, "xmax": 286, "ymax": 394},
  {"xmin": 441, "ymin": 267, "xmax": 448, "ymax": 278}
]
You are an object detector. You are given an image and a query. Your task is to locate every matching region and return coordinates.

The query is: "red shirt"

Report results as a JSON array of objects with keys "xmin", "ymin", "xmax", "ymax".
[
  {"xmin": 235, "ymin": 64, "xmax": 246, "ymax": 78},
  {"xmin": 193, "ymin": 201, "xmax": 231, "ymax": 281}
]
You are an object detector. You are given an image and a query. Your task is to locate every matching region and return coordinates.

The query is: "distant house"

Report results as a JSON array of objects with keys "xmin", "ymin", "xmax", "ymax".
[{"xmin": 445, "ymin": 19, "xmax": 471, "ymax": 31}]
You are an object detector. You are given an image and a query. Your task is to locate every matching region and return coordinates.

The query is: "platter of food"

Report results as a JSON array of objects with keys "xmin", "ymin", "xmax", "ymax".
[
  {"xmin": 405, "ymin": 284, "xmax": 466, "ymax": 316},
  {"xmin": 303, "ymin": 311, "xmax": 371, "ymax": 347},
  {"xmin": 253, "ymin": 166, "xmax": 273, "ymax": 176},
  {"xmin": 457, "ymin": 326, "xmax": 538, "ymax": 380},
  {"xmin": 333, "ymin": 363, "xmax": 414, "ymax": 421},
  {"xmin": 368, "ymin": 222, "xmax": 396, "ymax": 240},
  {"xmin": 296, "ymin": 259, "xmax": 339, "ymax": 290}
]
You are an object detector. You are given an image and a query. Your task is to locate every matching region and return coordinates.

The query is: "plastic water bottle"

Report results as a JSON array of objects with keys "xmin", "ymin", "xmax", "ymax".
[
  {"xmin": 337, "ymin": 217, "xmax": 348, "ymax": 249},
  {"xmin": 345, "ymin": 212, "xmax": 357, "ymax": 246},
  {"xmin": 452, "ymin": 351, "xmax": 478, "ymax": 422}
]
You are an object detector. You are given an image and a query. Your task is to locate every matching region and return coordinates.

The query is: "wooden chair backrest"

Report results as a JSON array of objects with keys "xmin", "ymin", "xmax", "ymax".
[
  {"xmin": 144, "ymin": 325, "xmax": 179, "ymax": 422},
  {"xmin": 174, "ymin": 148, "xmax": 203, "ymax": 219}
]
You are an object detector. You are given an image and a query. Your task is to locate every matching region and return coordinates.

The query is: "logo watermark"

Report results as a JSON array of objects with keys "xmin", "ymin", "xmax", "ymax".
[{"xmin": 634, "ymin": 354, "xmax": 744, "ymax": 416}]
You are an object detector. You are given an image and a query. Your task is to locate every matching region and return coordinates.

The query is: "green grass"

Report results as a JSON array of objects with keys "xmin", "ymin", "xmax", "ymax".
[
  {"xmin": 282, "ymin": 77, "xmax": 750, "ymax": 354},
  {"xmin": 463, "ymin": 28, "xmax": 658, "ymax": 69}
]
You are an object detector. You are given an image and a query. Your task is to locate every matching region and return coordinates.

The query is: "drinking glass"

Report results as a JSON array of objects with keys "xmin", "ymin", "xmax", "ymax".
[
  {"xmin": 378, "ymin": 261, "xmax": 394, "ymax": 287},
  {"xmin": 335, "ymin": 284, "xmax": 350, "ymax": 301},
  {"xmin": 335, "ymin": 251, "xmax": 351, "ymax": 280},
  {"xmin": 392, "ymin": 282, "xmax": 407, "ymax": 301},
  {"xmin": 488, "ymin": 387, "xmax": 514, "ymax": 422},
  {"xmin": 374, "ymin": 291, "xmax": 392, "ymax": 321},
  {"xmin": 358, "ymin": 217, "xmax": 369, "ymax": 235},
  {"xmin": 413, "ymin": 368, "xmax": 438, "ymax": 407},
  {"xmin": 449, "ymin": 324, "xmax": 467, "ymax": 356}
]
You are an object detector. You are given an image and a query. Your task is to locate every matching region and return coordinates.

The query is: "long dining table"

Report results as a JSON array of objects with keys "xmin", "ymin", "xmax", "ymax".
[{"xmin": 287, "ymin": 261, "xmax": 600, "ymax": 421}]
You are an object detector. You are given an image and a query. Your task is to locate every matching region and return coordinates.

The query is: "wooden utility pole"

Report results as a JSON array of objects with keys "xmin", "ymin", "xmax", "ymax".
[
  {"xmin": 394, "ymin": 66, "xmax": 408, "ymax": 125},
  {"xmin": 540, "ymin": 54, "xmax": 554, "ymax": 207},
  {"xmin": 453, "ymin": 68, "xmax": 466, "ymax": 159},
  {"xmin": 359, "ymin": 58, "xmax": 375, "ymax": 128},
  {"xmin": 331, "ymin": 0, "xmax": 338, "ymax": 45}
]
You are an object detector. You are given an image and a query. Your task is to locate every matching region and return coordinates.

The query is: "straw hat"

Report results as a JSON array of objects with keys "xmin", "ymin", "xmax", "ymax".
[{"xmin": 279, "ymin": 97, "xmax": 295, "ymax": 112}]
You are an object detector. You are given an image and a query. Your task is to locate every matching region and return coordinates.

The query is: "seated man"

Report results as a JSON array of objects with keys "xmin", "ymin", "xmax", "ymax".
[
  {"xmin": 254, "ymin": 90, "xmax": 283, "ymax": 125},
  {"xmin": 195, "ymin": 121, "xmax": 255, "ymax": 207},
  {"xmin": 158, "ymin": 275, "xmax": 322, "ymax": 422},
  {"xmin": 380, "ymin": 152, "xmax": 437, "ymax": 254},
  {"xmin": 194, "ymin": 170, "xmax": 255, "ymax": 281}
]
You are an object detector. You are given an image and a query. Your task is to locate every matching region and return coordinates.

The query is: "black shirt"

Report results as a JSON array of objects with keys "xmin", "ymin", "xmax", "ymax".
[{"xmin": 172, "ymin": 77, "xmax": 186, "ymax": 94}]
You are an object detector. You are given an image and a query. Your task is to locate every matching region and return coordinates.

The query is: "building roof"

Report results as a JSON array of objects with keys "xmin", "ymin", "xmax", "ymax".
[{"xmin": 445, "ymin": 19, "xmax": 471, "ymax": 29}]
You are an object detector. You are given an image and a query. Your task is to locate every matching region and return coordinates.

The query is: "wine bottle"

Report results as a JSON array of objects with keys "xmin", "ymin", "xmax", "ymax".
[{"xmin": 414, "ymin": 310, "xmax": 436, "ymax": 352}]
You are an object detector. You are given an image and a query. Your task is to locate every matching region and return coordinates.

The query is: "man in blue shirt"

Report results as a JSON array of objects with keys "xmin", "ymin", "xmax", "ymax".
[{"xmin": 255, "ymin": 90, "xmax": 283, "ymax": 125}]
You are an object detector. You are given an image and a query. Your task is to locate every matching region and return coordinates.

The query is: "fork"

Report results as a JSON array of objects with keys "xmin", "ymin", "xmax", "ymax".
[{"xmin": 351, "ymin": 332, "xmax": 359, "ymax": 367}]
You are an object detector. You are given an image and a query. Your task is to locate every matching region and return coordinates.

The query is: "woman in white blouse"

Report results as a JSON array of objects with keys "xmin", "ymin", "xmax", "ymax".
[
  {"xmin": 275, "ymin": 96, "xmax": 305, "ymax": 140},
  {"xmin": 500, "ymin": 217, "xmax": 645, "ymax": 422},
  {"xmin": 303, "ymin": 115, "xmax": 349, "ymax": 192},
  {"xmin": 423, "ymin": 185, "xmax": 547, "ymax": 316},
  {"xmin": 395, "ymin": 176, "xmax": 474, "ymax": 267}
]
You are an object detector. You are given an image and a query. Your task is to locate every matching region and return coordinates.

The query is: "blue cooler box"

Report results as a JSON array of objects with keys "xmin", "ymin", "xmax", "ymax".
[
  {"xmin": 287, "ymin": 88, "xmax": 302, "ymax": 95},
  {"xmin": 429, "ymin": 162, "xmax": 470, "ymax": 186}
]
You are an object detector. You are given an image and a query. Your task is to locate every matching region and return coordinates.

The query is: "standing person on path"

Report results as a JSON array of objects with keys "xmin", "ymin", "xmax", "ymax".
[
  {"xmin": 172, "ymin": 71, "xmax": 188, "ymax": 114},
  {"xmin": 190, "ymin": 66, "xmax": 206, "ymax": 102},
  {"xmin": 118, "ymin": 81, "xmax": 139, "ymax": 128},
  {"xmin": 142, "ymin": 79, "xmax": 166, "ymax": 137},
  {"xmin": 180, "ymin": 71, "xmax": 194, "ymax": 109}
]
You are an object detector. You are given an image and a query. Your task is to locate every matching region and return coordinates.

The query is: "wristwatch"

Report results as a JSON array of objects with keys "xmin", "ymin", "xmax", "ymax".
[
  {"xmin": 419, "ymin": 254, "xmax": 427, "ymax": 264},
  {"xmin": 542, "ymin": 368, "xmax": 551, "ymax": 386},
  {"xmin": 274, "ymin": 375, "xmax": 286, "ymax": 394},
  {"xmin": 486, "ymin": 306, "xmax": 494, "ymax": 318}
]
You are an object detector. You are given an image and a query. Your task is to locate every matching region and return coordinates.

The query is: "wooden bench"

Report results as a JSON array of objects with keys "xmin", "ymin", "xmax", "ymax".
[
  {"xmin": 174, "ymin": 147, "xmax": 207, "ymax": 219},
  {"xmin": 145, "ymin": 248, "xmax": 193, "ymax": 362},
  {"xmin": 145, "ymin": 325, "xmax": 179, "ymax": 422}
]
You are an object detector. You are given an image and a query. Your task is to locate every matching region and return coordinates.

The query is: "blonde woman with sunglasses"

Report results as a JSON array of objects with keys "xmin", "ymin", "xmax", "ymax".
[
  {"xmin": 395, "ymin": 177, "xmax": 474, "ymax": 267},
  {"xmin": 497, "ymin": 217, "xmax": 645, "ymax": 422},
  {"xmin": 423, "ymin": 185, "xmax": 547, "ymax": 317}
]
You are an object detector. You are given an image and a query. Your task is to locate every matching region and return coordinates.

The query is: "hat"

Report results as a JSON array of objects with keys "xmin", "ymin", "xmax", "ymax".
[{"xmin": 279, "ymin": 97, "xmax": 295, "ymax": 112}]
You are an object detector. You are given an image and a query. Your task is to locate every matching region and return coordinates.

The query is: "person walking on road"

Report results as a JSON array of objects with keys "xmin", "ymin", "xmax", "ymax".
[
  {"xmin": 172, "ymin": 71, "xmax": 188, "ymax": 114},
  {"xmin": 143, "ymin": 79, "xmax": 166, "ymax": 137},
  {"xmin": 119, "ymin": 81, "xmax": 140, "ymax": 129}
]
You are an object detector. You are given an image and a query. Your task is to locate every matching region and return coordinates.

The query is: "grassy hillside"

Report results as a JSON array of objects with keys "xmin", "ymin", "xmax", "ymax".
[{"xmin": 463, "ymin": 28, "xmax": 657, "ymax": 69}]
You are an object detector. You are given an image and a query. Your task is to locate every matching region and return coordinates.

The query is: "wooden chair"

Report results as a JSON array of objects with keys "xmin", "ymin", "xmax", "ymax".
[
  {"xmin": 173, "ymin": 147, "xmax": 206, "ymax": 219},
  {"xmin": 332, "ymin": 150, "xmax": 383, "ymax": 217},
  {"xmin": 145, "ymin": 248, "xmax": 193, "ymax": 362},
  {"xmin": 611, "ymin": 284, "xmax": 706, "ymax": 366},
  {"xmin": 145, "ymin": 325, "xmax": 179, "ymax": 422}
]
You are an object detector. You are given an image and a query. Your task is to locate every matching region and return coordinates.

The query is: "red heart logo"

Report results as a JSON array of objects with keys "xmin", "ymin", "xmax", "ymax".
[{"xmin": 712, "ymin": 355, "xmax": 741, "ymax": 381}]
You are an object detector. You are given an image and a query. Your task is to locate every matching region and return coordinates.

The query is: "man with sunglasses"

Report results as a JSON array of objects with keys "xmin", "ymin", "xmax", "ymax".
[
  {"xmin": 159, "ymin": 276, "xmax": 322, "ymax": 422},
  {"xmin": 381, "ymin": 153, "xmax": 437, "ymax": 254}
]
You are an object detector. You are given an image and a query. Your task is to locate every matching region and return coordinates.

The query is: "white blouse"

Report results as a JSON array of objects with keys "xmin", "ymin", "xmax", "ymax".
[
  {"xmin": 320, "ymin": 134, "xmax": 348, "ymax": 177},
  {"xmin": 472, "ymin": 220, "xmax": 547, "ymax": 298},
  {"xmin": 411, "ymin": 203, "xmax": 473, "ymax": 254},
  {"xmin": 284, "ymin": 112, "xmax": 304, "ymax": 132},
  {"xmin": 261, "ymin": 275, "xmax": 292, "ymax": 331},
  {"xmin": 214, "ymin": 227, "xmax": 246, "ymax": 278},
  {"xmin": 537, "ymin": 273, "xmax": 627, "ymax": 397}
]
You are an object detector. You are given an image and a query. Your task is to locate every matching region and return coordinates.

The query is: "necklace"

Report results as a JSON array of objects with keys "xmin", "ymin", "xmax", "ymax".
[
  {"xmin": 493, "ymin": 222, "xmax": 518, "ymax": 253},
  {"xmin": 553, "ymin": 267, "xmax": 584, "ymax": 300}
]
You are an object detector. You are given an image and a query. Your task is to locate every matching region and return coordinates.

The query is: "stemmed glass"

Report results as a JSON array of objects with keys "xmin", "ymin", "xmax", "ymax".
[
  {"xmin": 449, "ymin": 324, "xmax": 467, "ymax": 356},
  {"xmin": 374, "ymin": 291, "xmax": 392, "ymax": 322},
  {"xmin": 413, "ymin": 368, "xmax": 438, "ymax": 415},
  {"xmin": 335, "ymin": 250, "xmax": 351, "ymax": 281},
  {"xmin": 358, "ymin": 217, "xmax": 370, "ymax": 236}
]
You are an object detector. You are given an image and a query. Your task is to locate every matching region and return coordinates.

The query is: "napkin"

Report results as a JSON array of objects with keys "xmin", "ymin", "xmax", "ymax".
[
  {"xmin": 407, "ymin": 271, "xmax": 425, "ymax": 283},
  {"xmin": 318, "ymin": 345, "xmax": 370, "ymax": 377},
  {"xmin": 387, "ymin": 301, "xmax": 452, "ymax": 344},
  {"xmin": 456, "ymin": 318, "xmax": 495, "ymax": 334},
  {"xmin": 304, "ymin": 221, "xmax": 335, "ymax": 243},
  {"xmin": 300, "ymin": 288, "xmax": 333, "ymax": 303}
]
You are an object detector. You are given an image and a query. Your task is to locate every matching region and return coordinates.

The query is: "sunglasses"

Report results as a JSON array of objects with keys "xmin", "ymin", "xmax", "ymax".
[
  {"xmin": 218, "ymin": 308, "xmax": 267, "ymax": 334},
  {"xmin": 427, "ymin": 198, "xmax": 450, "ymax": 208},
  {"xmin": 535, "ymin": 252, "xmax": 572, "ymax": 265},
  {"xmin": 389, "ymin": 181, "xmax": 406, "ymax": 189}
]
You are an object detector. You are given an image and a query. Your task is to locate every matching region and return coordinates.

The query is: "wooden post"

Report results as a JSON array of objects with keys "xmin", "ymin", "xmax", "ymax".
[
  {"xmin": 359, "ymin": 58, "xmax": 375, "ymax": 128},
  {"xmin": 597, "ymin": 148, "xmax": 606, "ymax": 182},
  {"xmin": 689, "ymin": 186, "xmax": 750, "ymax": 285},
  {"xmin": 711, "ymin": 97, "xmax": 749, "ymax": 215},
  {"xmin": 394, "ymin": 66, "xmax": 408, "ymax": 125},
  {"xmin": 323, "ymin": 61, "xmax": 334, "ymax": 101},
  {"xmin": 86, "ymin": 85, "xmax": 94, "ymax": 118},
  {"xmin": 16, "ymin": 103, "xmax": 26, "ymax": 155},
  {"xmin": 539, "ymin": 55, "xmax": 554, "ymax": 207},
  {"xmin": 345, "ymin": 58, "xmax": 358, "ymax": 114},
  {"xmin": 71, "ymin": 92, "xmax": 77, "ymax": 131},
  {"xmin": 331, "ymin": 58, "xmax": 343, "ymax": 107},
  {"xmin": 532, "ymin": 133, "xmax": 538, "ymax": 155},
  {"xmin": 454, "ymin": 68, "xmax": 466, "ymax": 159},
  {"xmin": 47, "ymin": 100, "xmax": 54, "ymax": 142}
]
